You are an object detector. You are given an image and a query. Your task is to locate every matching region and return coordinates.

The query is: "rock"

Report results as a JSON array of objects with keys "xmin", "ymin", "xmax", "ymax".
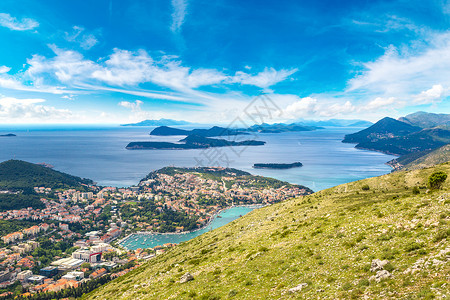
[
  {"xmin": 179, "ymin": 272, "xmax": 194, "ymax": 283},
  {"xmin": 370, "ymin": 259, "xmax": 389, "ymax": 272},
  {"xmin": 369, "ymin": 270, "xmax": 391, "ymax": 283},
  {"xmin": 288, "ymin": 283, "xmax": 308, "ymax": 293},
  {"xmin": 432, "ymin": 259, "xmax": 444, "ymax": 266}
]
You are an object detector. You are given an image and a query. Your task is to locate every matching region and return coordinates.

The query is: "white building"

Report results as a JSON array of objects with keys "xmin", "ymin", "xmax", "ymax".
[{"xmin": 17, "ymin": 270, "xmax": 33, "ymax": 281}]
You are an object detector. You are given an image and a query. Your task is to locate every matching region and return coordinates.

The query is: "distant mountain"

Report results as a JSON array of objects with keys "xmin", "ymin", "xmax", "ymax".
[
  {"xmin": 342, "ymin": 117, "xmax": 421, "ymax": 144},
  {"xmin": 398, "ymin": 111, "xmax": 450, "ymax": 128},
  {"xmin": 348, "ymin": 120, "xmax": 374, "ymax": 127},
  {"xmin": 150, "ymin": 126, "xmax": 248, "ymax": 137},
  {"xmin": 247, "ymin": 123, "xmax": 320, "ymax": 133},
  {"xmin": 121, "ymin": 119, "xmax": 192, "ymax": 126},
  {"xmin": 299, "ymin": 119, "xmax": 373, "ymax": 127}
]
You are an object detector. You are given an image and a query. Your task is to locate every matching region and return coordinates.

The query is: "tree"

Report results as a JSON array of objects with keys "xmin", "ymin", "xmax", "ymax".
[{"xmin": 428, "ymin": 171, "xmax": 447, "ymax": 190}]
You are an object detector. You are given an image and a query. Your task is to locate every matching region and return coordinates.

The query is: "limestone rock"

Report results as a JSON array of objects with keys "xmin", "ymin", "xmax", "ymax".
[
  {"xmin": 180, "ymin": 272, "xmax": 194, "ymax": 283},
  {"xmin": 370, "ymin": 259, "xmax": 389, "ymax": 272},
  {"xmin": 369, "ymin": 270, "xmax": 391, "ymax": 283},
  {"xmin": 288, "ymin": 283, "xmax": 308, "ymax": 293}
]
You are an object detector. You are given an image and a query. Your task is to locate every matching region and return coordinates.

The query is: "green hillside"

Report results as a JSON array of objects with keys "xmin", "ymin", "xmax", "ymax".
[
  {"xmin": 85, "ymin": 164, "xmax": 450, "ymax": 299},
  {"xmin": 403, "ymin": 144, "xmax": 450, "ymax": 171},
  {"xmin": 0, "ymin": 160, "xmax": 94, "ymax": 211},
  {"xmin": 0, "ymin": 160, "xmax": 93, "ymax": 190}
]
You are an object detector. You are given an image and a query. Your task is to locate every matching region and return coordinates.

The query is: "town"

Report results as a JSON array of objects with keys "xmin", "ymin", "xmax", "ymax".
[{"xmin": 0, "ymin": 166, "xmax": 312, "ymax": 298}]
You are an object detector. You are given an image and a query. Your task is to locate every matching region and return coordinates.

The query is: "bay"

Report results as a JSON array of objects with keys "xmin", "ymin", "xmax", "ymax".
[{"xmin": 119, "ymin": 206, "xmax": 257, "ymax": 250}]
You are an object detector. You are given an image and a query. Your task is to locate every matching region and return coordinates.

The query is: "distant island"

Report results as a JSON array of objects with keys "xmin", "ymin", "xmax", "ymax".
[
  {"xmin": 150, "ymin": 124, "xmax": 322, "ymax": 136},
  {"xmin": 0, "ymin": 134, "xmax": 16, "ymax": 137},
  {"xmin": 126, "ymin": 134, "xmax": 265, "ymax": 150},
  {"xmin": 253, "ymin": 162, "xmax": 303, "ymax": 169},
  {"xmin": 121, "ymin": 119, "xmax": 192, "ymax": 126},
  {"xmin": 150, "ymin": 126, "xmax": 247, "ymax": 137},
  {"xmin": 246, "ymin": 123, "xmax": 322, "ymax": 133}
]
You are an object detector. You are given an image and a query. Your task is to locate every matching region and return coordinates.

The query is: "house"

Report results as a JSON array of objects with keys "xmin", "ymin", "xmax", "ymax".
[{"xmin": 89, "ymin": 268, "xmax": 107, "ymax": 279}]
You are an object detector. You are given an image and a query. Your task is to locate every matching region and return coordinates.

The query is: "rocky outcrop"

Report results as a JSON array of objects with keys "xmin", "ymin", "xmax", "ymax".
[{"xmin": 179, "ymin": 272, "xmax": 194, "ymax": 283}]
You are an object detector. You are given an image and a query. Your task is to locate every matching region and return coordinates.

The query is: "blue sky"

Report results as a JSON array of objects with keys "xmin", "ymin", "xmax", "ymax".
[{"xmin": 0, "ymin": 0, "xmax": 449, "ymax": 124}]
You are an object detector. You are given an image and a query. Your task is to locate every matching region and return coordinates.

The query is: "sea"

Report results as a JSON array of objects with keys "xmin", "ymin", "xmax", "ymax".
[
  {"xmin": 0, "ymin": 125, "xmax": 397, "ymax": 249},
  {"xmin": 0, "ymin": 125, "xmax": 396, "ymax": 191}
]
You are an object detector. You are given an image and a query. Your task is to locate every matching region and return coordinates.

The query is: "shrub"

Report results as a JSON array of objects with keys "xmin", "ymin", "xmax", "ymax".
[
  {"xmin": 361, "ymin": 184, "xmax": 370, "ymax": 191},
  {"xmin": 412, "ymin": 186, "xmax": 420, "ymax": 195},
  {"xmin": 404, "ymin": 242, "xmax": 423, "ymax": 252},
  {"xmin": 428, "ymin": 171, "xmax": 447, "ymax": 189}
]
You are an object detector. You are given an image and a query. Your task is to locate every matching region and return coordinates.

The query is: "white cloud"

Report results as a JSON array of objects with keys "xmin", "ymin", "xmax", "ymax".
[
  {"xmin": 22, "ymin": 46, "xmax": 294, "ymax": 102},
  {"xmin": 170, "ymin": 0, "xmax": 187, "ymax": 33},
  {"xmin": 65, "ymin": 26, "xmax": 98, "ymax": 50},
  {"xmin": 283, "ymin": 96, "xmax": 357, "ymax": 119},
  {"xmin": 0, "ymin": 66, "xmax": 10, "ymax": 74},
  {"xmin": 348, "ymin": 32, "xmax": 450, "ymax": 99},
  {"xmin": 414, "ymin": 84, "xmax": 444, "ymax": 104},
  {"xmin": 118, "ymin": 100, "xmax": 143, "ymax": 112},
  {"xmin": 0, "ymin": 13, "xmax": 39, "ymax": 31},
  {"xmin": 26, "ymin": 45, "xmax": 97, "ymax": 83},
  {"xmin": 364, "ymin": 97, "xmax": 397, "ymax": 110},
  {"xmin": 284, "ymin": 97, "xmax": 318, "ymax": 118},
  {"xmin": 0, "ymin": 96, "xmax": 72, "ymax": 122},
  {"xmin": 231, "ymin": 67, "xmax": 298, "ymax": 89}
]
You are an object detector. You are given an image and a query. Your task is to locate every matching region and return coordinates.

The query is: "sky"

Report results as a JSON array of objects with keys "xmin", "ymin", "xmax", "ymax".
[{"xmin": 0, "ymin": 0, "xmax": 449, "ymax": 124}]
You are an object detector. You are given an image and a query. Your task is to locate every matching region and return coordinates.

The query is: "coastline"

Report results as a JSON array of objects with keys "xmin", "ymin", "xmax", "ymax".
[{"xmin": 118, "ymin": 204, "xmax": 265, "ymax": 249}]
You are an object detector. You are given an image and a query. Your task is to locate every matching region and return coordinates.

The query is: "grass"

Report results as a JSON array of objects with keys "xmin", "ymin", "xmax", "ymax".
[{"xmin": 85, "ymin": 163, "xmax": 450, "ymax": 299}]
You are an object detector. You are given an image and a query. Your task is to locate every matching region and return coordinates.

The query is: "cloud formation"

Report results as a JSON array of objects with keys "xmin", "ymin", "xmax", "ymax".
[
  {"xmin": 0, "ymin": 13, "xmax": 39, "ymax": 31},
  {"xmin": 170, "ymin": 0, "xmax": 187, "ymax": 33},
  {"xmin": 15, "ymin": 46, "xmax": 296, "ymax": 105},
  {"xmin": 414, "ymin": 84, "xmax": 444, "ymax": 104},
  {"xmin": 65, "ymin": 26, "xmax": 98, "ymax": 50},
  {"xmin": 0, "ymin": 97, "xmax": 72, "ymax": 122}
]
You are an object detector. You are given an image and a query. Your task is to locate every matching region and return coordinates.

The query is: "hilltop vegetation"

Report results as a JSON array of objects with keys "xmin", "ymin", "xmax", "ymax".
[
  {"xmin": 0, "ymin": 160, "xmax": 93, "ymax": 211},
  {"xmin": 0, "ymin": 160, "xmax": 93, "ymax": 190},
  {"xmin": 86, "ymin": 164, "xmax": 450, "ymax": 299}
]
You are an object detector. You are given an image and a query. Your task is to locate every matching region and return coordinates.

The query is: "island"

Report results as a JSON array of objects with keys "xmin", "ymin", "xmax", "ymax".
[
  {"xmin": 253, "ymin": 162, "xmax": 303, "ymax": 169},
  {"xmin": 126, "ymin": 135, "xmax": 265, "ymax": 150},
  {"xmin": 0, "ymin": 133, "xmax": 16, "ymax": 137},
  {"xmin": 150, "ymin": 126, "xmax": 248, "ymax": 137},
  {"xmin": 121, "ymin": 118, "xmax": 192, "ymax": 126}
]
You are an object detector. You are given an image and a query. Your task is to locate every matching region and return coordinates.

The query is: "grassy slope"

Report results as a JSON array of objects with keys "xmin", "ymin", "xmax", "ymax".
[
  {"xmin": 404, "ymin": 144, "xmax": 450, "ymax": 171},
  {"xmin": 86, "ymin": 164, "xmax": 450, "ymax": 300}
]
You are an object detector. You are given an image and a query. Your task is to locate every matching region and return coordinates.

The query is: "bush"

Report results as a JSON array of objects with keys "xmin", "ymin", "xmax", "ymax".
[
  {"xmin": 361, "ymin": 184, "xmax": 370, "ymax": 191},
  {"xmin": 412, "ymin": 186, "xmax": 420, "ymax": 195},
  {"xmin": 428, "ymin": 171, "xmax": 447, "ymax": 189}
]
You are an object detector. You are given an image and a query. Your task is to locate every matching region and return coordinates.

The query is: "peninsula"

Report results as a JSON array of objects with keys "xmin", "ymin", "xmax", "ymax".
[{"xmin": 253, "ymin": 162, "xmax": 303, "ymax": 169}]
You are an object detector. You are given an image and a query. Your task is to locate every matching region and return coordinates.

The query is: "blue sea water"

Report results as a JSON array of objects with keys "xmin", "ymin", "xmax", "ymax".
[
  {"xmin": 0, "ymin": 125, "xmax": 395, "ymax": 191},
  {"xmin": 120, "ymin": 206, "xmax": 256, "ymax": 250},
  {"xmin": 0, "ymin": 125, "xmax": 397, "ymax": 249}
]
